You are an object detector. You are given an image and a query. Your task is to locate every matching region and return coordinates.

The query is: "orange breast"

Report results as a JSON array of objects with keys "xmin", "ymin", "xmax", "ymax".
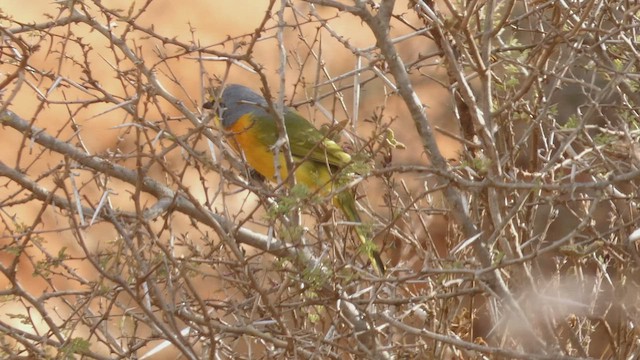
[
  {"xmin": 224, "ymin": 114, "xmax": 333, "ymax": 193},
  {"xmin": 225, "ymin": 114, "xmax": 284, "ymax": 181}
]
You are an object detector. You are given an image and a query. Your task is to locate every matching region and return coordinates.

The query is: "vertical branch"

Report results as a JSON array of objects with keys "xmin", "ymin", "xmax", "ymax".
[
  {"xmin": 272, "ymin": 0, "xmax": 301, "ymax": 231},
  {"xmin": 315, "ymin": 0, "xmax": 547, "ymax": 348}
]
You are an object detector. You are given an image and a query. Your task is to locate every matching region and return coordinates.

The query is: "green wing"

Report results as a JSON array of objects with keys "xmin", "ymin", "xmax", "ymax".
[
  {"xmin": 283, "ymin": 110, "xmax": 352, "ymax": 168},
  {"xmin": 250, "ymin": 109, "xmax": 352, "ymax": 168}
]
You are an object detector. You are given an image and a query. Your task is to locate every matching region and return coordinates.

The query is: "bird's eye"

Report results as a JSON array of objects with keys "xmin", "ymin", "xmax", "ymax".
[
  {"xmin": 203, "ymin": 87, "xmax": 223, "ymax": 110},
  {"xmin": 203, "ymin": 99, "xmax": 224, "ymax": 110}
]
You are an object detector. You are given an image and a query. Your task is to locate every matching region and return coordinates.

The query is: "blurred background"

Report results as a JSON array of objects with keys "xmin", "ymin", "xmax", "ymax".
[{"xmin": 2, "ymin": 0, "xmax": 637, "ymax": 358}]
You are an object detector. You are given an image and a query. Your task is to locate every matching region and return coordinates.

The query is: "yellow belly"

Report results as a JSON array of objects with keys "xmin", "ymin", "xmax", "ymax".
[{"xmin": 225, "ymin": 116, "xmax": 332, "ymax": 193}]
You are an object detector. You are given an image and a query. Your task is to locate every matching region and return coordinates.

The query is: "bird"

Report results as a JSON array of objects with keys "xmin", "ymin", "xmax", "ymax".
[{"xmin": 204, "ymin": 84, "xmax": 385, "ymax": 275}]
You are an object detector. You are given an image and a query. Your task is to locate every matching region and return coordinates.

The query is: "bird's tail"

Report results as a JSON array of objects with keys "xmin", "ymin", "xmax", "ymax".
[{"xmin": 334, "ymin": 191, "xmax": 385, "ymax": 275}]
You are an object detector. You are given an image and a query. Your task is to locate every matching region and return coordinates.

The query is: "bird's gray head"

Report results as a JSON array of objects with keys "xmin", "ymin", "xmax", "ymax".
[{"xmin": 218, "ymin": 84, "xmax": 269, "ymax": 128}]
